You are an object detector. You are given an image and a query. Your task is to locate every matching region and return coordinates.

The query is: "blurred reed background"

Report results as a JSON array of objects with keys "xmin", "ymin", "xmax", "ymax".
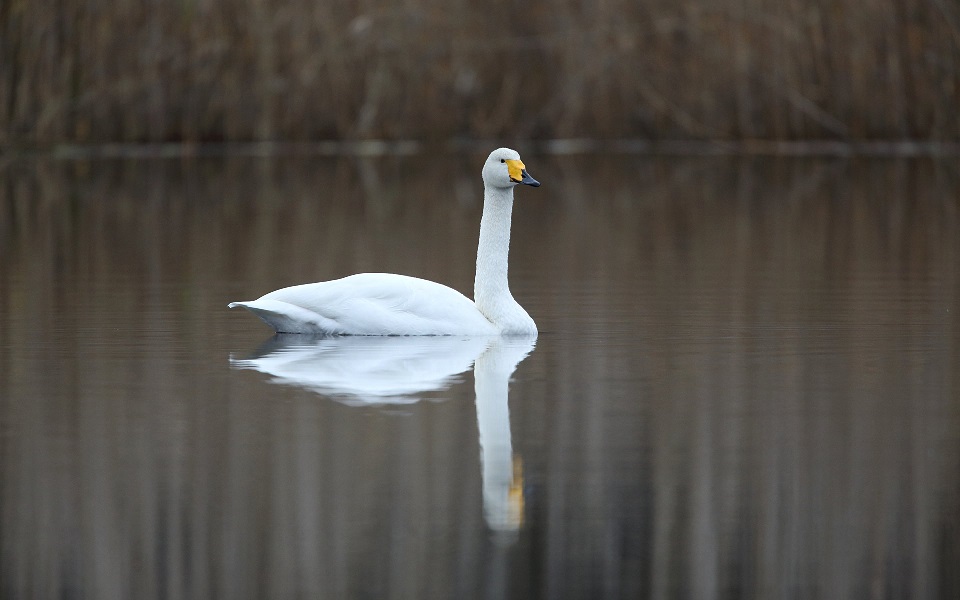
[{"xmin": 2, "ymin": 0, "xmax": 959, "ymax": 147}]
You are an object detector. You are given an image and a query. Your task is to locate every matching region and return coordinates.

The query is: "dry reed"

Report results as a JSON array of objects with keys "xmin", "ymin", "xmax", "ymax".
[{"xmin": 2, "ymin": 0, "xmax": 959, "ymax": 146}]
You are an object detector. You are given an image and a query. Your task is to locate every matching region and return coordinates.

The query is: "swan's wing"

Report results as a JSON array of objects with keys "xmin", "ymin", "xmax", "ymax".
[{"xmin": 232, "ymin": 273, "xmax": 496, "ymax": 335}]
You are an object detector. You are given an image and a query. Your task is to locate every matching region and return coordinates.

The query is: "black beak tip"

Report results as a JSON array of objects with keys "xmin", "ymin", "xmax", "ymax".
[{"xmin": 520, "ymin": 169, "xmax": 541, "ymax": 187}]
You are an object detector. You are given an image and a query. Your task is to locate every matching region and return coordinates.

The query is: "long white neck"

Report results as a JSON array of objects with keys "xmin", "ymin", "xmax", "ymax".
[{"xmin": 474, "ymin": 185, "xmax": 515, "ymax": 316}]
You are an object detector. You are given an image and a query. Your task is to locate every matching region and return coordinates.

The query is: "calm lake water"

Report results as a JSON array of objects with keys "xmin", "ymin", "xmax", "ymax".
[{"xmin": 1, "ymin": 152, "xmax": 958, "ymax": 599}]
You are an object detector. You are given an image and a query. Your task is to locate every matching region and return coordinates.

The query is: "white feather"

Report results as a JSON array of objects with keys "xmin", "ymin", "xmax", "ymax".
[{"xmin": 229, "ymin": 274, "xmax": 496, "ymax": 335}]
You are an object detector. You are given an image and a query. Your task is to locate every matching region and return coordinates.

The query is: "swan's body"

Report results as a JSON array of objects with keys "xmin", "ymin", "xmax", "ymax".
[
  {"xmin": 230, "ymin": 273, "xmax": 499, "ymax": 335},
  {"xmin": 229, "ymin": 148, "xmax": 540, "ymax": 336}
]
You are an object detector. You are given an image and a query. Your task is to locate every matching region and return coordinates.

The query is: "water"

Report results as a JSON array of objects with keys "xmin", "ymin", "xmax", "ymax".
[{"xmin": 1, "ymin": 153, "xmax": 958, "ymax": 599}]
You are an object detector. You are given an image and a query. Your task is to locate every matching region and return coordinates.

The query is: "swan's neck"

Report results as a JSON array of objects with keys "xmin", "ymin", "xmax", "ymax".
[{"xmin": 474, "ymin": 186, "xmax": 515, "ymax": 316}]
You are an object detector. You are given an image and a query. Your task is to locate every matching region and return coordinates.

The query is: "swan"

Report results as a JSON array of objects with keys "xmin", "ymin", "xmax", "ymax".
[{"xmin": 228, "ymin": 148, "xmax": 540, "ymax": 335}]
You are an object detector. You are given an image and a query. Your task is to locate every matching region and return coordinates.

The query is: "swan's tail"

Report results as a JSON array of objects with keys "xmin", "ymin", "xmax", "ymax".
[{"xmin": 228, "ymin": 299, "xmax": 335, "ymax": 334}]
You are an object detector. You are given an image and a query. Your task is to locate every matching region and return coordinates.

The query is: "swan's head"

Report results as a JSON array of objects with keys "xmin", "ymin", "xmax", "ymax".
[{"xmin": 482, "ymin": 148, "xmax": 540, "ymax": 190}]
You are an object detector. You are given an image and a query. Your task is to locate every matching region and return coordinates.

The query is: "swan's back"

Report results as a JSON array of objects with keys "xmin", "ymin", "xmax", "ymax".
[{"xmin": 229, "ymin": 273, "xmax": 497, "ymax": 335}]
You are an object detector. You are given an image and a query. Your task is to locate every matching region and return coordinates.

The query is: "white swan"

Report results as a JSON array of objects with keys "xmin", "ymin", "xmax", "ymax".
[{"xmin": 228, "ymin": 148, "xmax": 540, "ymax": 336}]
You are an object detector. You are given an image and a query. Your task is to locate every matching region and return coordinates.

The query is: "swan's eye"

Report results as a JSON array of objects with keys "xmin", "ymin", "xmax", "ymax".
[{"xmin": 500, "ymin": 159, "xmax": 505, "ymax": 163}]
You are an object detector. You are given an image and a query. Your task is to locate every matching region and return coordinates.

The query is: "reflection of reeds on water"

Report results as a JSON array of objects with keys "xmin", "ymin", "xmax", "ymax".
[
  {"xmin": 0, "ymin": 156, "xmax": 958, "ymax": 597},
  {"xmin": 2, "ymin": 0, "xmax": 959, "ymax": 146}
]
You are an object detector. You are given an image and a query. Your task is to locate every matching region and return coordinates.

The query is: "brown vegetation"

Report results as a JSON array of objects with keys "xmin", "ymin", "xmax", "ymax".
[{"xmin": 2, "ymin": 0, "xmax": 959, "ymax": 146}]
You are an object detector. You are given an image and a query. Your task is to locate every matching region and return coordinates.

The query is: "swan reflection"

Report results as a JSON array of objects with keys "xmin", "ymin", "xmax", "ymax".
[
  {"xmin": 230, "ymin": 335, "xmax": 491, "ymax": 405},
  {"xmin": 231, "ymin": 335, "xmax": 535, "ymax": 533}
]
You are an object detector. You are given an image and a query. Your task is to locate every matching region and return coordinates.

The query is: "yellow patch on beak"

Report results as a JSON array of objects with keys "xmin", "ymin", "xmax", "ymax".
[{"xmin": 505, "ymin": 159, "xmax": 526, "ymax": 183}]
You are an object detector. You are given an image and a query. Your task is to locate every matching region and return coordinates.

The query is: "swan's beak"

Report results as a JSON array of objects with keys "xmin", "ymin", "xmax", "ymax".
[{"xmin": 506, "ymin": 159, "xmax": 541, "ymax": 187}]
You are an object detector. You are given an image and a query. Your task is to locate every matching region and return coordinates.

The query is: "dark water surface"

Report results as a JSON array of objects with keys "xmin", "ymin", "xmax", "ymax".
[{"xmin": 1, "ymin": 153, "xmax": 958, "ymax": 599}]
